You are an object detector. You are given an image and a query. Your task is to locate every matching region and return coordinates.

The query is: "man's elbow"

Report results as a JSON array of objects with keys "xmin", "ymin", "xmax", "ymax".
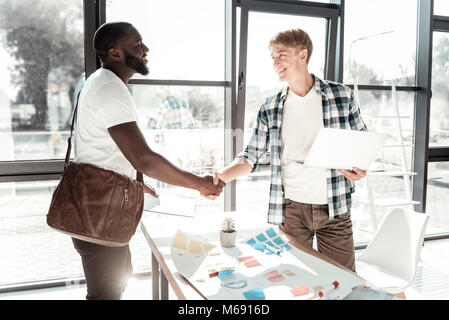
[{"xmin": 133, "ymin": 150, "xmax": 158, "ymax": 174}]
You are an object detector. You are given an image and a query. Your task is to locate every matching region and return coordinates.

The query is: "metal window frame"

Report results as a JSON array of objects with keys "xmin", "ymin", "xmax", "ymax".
[
  {"xmin": 2, "ymin": 0, "xmax": 449, "ymax": 290},
  {"xmin": 412, "ymin": 0, "xmax": 433, "ymax": 214},
  {"xmin": 429, "ymin": 13, "xmax": 449, "ymax": 163},
  {"xmin": 0, "ymin": 0, "xmax": 105, "ymax": 183},
  {"xmin": 419, "ymin": 1, "xmax": 449, "ymax": 241},
  {"xmin": 233, "ymin": 0, "xmax": 341, "ymax": 213}
]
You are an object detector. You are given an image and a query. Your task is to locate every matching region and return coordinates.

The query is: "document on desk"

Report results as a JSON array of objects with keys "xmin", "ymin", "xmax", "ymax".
[
  {"xmin": 144, "ymin": 191, "xmax": 197, "ymax": 218},
  {"xmin": 185, "ymin": 226, "xmax": 365, "ymax": 300},
  {"xmin": 170, "ymin": 230, "xmax": 216, "ymax": 278},
  {"xmin": 303, "ymin": 128, "xmax": 387, "ymax": 170}
]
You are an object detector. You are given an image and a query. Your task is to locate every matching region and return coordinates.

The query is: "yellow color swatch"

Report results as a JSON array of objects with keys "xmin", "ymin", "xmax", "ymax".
[
  {"xmin": 173, "ymin": 232, "xmax": 188, "ymax": 252},
  {"xmin": 189, "ymin": 238, "xmax": 203, "ymax": 255},
  {"xmin": 203, "ymin": 242, "xmax": 216, "ymax": 253}
]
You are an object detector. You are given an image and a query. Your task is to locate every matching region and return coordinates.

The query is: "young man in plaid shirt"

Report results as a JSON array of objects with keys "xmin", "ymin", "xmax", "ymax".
[{"xmin": 213, "ymin": 28, "xmax": 367, "ymax": 272}]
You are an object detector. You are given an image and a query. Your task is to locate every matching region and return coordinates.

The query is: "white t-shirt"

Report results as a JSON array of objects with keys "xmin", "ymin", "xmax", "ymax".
[
  {"xmin": 74, "ymin": 68, "xmax": 138, "ymax": 179},
  {"xmin": 281, "ymin": 88, "xmax": 328, "ymax": 204}
]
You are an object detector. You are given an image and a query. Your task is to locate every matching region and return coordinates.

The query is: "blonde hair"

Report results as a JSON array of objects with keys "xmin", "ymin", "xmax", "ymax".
[{"xmin": 269, "ymin": 28, "xmax": 313, "ymax": 63}]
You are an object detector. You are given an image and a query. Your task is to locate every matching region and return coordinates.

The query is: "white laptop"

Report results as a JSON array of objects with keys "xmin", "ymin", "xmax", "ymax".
[{"xmin": 303, "ymin": 128, "xmax": 387, "ymax": 170}]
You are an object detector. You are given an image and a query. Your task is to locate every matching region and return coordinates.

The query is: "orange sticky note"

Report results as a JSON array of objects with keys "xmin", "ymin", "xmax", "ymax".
[
  {"xmin": 244, "ymin": 259, "xmax": 261, "ymax": 267},
  {"xmin": 291, "ymin": 284, "xmax": 310, "ymax": 297}
]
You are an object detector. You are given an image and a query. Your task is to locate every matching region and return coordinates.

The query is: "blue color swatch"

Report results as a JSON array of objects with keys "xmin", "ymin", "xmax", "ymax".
[
  {"xmin": 265, "ymin": 227, "xmax": 277, "ymax": 238},
  {"xmin": 273, "ymin": 236, "xmax": 285, "ymax": 245},
  {"xmin": 265, "ymin": 241, "xmax": 275, "ymax": 247},
  {"xmin": 256, "ymin": 233, "xmax": 268, "ymax": 242},
  {"xmin": 246, "ymin": 238, "xmax": 256, "ymax": 246}
]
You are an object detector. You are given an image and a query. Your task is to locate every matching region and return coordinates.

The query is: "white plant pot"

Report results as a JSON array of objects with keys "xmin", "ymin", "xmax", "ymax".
[{"xmin": 220, "ymin": 230, "xmax": 237, "ymax": 248}]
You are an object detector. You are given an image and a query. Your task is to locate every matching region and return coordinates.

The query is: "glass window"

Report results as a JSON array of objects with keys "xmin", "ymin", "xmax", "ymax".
[
  {"xmin": 426, "ymin": 162, "xmax": 449, "ymax": 236},
  {"xmin": 0, "ymin": 0, "xmax": 84, "ymax": 162},
  {"xmin": 238, "ymin": 12, "xmax": 327, "ymax": 215},
  {"xmin": 243, "ymin": 12, "xmax": 327, "ymax": 135},
  {"xmin": 0, "ymin": 180, "xmax": 151, "ymax": 286},
  {"xmin": 130, "ymin": 85, "xmax": 225, "ymax": 213},
  {"xmin": 430, "ymin": 32, "xmax": 449, "ymax": 147},
  {"xmin": 434, "ymin": 0, "xmax": 449, "ymax": 16},
  {"xmin": 351, "ymin": 90, "xmax": 415, "ymax": 245},
  {"xmin": 344, "ymin": 0, "xmax": 417, "ymax": 85},
  {"xmin": 106, "ymin": 0, "xmax": 225, "ymax": 81}
]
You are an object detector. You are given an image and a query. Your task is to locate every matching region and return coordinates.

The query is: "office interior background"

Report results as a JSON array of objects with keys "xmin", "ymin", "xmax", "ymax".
[{"xmin": 1, "ymin": 0, "xmax": 449, "ymax": 299}]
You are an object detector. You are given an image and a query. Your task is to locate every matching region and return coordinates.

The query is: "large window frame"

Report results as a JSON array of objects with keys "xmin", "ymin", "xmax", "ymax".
[
  {"xmin": 2, "ymin": 0, "xmax": 449, "ymax": 291},
  {"xmin": 233, "ymin": 0, "xmax": 341, "ymax": 211},
  {"xmin": 0, "ymin": 0, "xmax": 104, "ymax": 183},
  {"xmin": 417, "ymin": 1, "xmax": 449, "ymax": 240}
]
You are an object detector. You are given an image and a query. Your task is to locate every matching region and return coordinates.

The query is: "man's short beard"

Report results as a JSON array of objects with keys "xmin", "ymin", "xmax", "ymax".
[{"xmin": 125, "ymin": 54, "xmax": 149, "ymax": 75}]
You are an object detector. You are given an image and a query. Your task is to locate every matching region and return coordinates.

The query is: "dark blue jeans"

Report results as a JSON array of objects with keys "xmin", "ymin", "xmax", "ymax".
[{"xmin": 72, "ymin": 237, "xmax": 133, "ymax": 300}]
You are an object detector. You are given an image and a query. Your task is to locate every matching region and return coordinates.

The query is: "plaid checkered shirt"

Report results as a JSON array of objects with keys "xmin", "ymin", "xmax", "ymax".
[{"xmin": 238, "ymin": 75, "xmax": 368, "ymax": 225}]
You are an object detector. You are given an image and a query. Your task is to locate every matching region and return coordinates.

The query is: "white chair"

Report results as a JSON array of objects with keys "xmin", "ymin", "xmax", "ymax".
[{"xmin": 355, "ymin": 207, "xmax": 429, "ymax": 294}]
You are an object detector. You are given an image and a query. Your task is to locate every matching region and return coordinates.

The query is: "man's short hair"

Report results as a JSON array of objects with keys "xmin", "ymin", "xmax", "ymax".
[
  {"xmin": 269, "ymin": 28, "xmax": 313, "ymax": 63},
  {"xmin": 93, "ymin": 22, "xmax": 133, "ymax": 62}
]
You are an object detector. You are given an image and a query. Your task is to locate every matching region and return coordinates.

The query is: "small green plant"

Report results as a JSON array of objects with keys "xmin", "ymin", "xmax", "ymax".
[{"xmin": 222, "ymin": 217, "xmax": 236, "ymax": 233}]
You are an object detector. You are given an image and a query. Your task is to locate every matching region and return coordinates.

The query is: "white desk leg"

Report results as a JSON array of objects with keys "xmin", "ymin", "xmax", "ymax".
[{"xmin": 152, "ymin": 251, "xmax": 160, "ymax": 300}]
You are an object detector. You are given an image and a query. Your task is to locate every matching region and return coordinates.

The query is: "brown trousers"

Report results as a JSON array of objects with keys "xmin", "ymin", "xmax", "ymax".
[{"xmin": 280, "ymin": 198, "xmax": 356, "ymax": 272}]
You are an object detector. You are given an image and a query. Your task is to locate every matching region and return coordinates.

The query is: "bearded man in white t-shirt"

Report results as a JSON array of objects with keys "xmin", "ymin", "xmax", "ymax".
[
  {"xmin": 213, "ymin": 29, "xmax": 368, "ymax": 272},
  {"xmin": 72, "ymin": 22, "xmax": 225, "ymax": 300}
]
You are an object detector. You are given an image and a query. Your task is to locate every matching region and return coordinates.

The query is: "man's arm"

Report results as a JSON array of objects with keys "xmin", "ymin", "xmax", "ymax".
[
  {"xmin": 214, "ymin": 103, "xmax": 269, "ymax": 184},
  {"xmin": 107, "ymin": 121, "xmax": 224, "ymax": 197},
  {"xmin": 213, "ymin": 157, "xmax": 253, "ymax": 184}
]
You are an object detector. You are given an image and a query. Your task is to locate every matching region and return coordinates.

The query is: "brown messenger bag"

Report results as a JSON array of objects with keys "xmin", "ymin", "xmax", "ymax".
[{"xmin": 46, "ymin": 92, "xmax": 144, "ymax": 247}]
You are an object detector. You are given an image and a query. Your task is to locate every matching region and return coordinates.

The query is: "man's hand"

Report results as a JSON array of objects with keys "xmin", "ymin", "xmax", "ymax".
[
  {"xmin": 213, "ymin": 171, "xmax": 226, "ymax": 185},
  {"xmin": 197, "ymin": 175, "xmax": 226, "ymax": 200},
  {"xmin": 338, "ymin": 167, "xmax": 366, "ymax": 181},
  {"xmin": 143, "ymin": 183, "xmax": 159, "ymax": 198}
]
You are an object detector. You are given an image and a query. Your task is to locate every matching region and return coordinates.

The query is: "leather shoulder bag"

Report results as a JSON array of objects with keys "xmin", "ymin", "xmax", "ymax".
[{"xmin": 46, "ymin": 91, "xmax": 144, "ymax": 247}]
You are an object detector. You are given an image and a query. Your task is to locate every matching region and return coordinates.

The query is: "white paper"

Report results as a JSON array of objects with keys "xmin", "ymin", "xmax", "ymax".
[
  {"xmin": 170, "ymin": 230, "xmax": 216, "ymax": 278},
  {"xmin": 303, "ymin": 128, "xmax": 387, "ymax": 170},
  {"xmin": 145, "ymin": 192, "xmax": 197, "ymax": 218},
  {"xmin": 143, "ymin": 193, "xmax": 161, "ymax": 211}
]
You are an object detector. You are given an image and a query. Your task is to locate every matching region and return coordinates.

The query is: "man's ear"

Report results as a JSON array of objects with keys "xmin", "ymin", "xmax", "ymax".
[
  {"xmin": 299, "ymin": 48, "xmax": 308, "ymax": 62},
  {"xmin": 108, "ymin": 48, "xmax": 122, "ymax": 62}
]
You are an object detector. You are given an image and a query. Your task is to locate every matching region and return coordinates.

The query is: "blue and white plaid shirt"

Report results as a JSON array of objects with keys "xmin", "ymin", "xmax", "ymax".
[{"xmin": 238, "ymin": 75, "xmax": 368, "ymax": 225}]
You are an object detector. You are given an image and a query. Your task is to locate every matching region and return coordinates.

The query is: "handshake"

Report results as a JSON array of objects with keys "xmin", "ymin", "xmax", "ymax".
[
  {"xmin": 197, "ymin": 171, "xmax": 227, "ymax": 200},
  {"xmin": 143, "ymin": 171, "xmax": 227, "ymax": 201}
]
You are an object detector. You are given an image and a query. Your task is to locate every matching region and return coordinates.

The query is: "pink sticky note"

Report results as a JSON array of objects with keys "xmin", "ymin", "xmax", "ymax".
[
  {"xmin": 291, "ymin": 284, "xmax": 310, "ymax": 297},
  {"xmin": 263, "ymin": 270, "xmax": 280, "ymax": 279},
  {"xmin": 238, "ymin": 256, "xmax": 253, "ymax": 262},
  {"xmin": 268, "ymin": 273, "xmax": 284, "ymax": 282},
  {"xmin": 244, "ymin": 259, "xmax": 261, "ymax": 267}
]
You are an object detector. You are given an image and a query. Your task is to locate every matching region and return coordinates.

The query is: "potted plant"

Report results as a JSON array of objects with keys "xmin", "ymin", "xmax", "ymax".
[{"xmin": 220, "ymin": 217, "xmax": 237, "ymax": 248}]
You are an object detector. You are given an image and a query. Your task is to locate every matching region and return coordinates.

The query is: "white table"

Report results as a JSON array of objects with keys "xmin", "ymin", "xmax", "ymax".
[{"xmin": 139, "ymin": 209, "xmax": 367, "ymax": 300}]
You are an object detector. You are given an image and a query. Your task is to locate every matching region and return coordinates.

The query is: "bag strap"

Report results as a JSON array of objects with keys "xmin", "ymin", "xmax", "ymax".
[
  {"xmin": 63, "ymin": 91, "xmax": 80, "ymax": 170},
  {"xmin": 64, "ymin": 87, "xmax": 144, "ymax": 183}
]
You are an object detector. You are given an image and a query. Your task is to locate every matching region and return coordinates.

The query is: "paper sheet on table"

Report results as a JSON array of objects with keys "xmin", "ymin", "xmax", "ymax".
[
  {"xmin": 170, "ymin": 230, "xmax": 216, "ymax": 278},
  {"xmin": 303, "ymin": 128, "xmax": 387, "ymax": 170},
  {"xmin": 144, "ymin": 191, "xmax": 197, "ymax": 218}
]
